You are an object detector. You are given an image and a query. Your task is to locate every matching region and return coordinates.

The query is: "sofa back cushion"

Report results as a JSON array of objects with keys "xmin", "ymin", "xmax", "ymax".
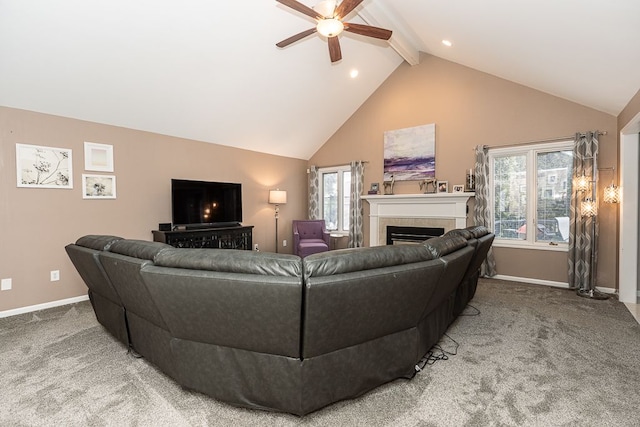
[
  {"xmin": 153, "ymin": 248, "xmax": 302, "ymax": 276},
  {"xmin": 142, "ymin": 249, "xmax": 304, "ymax": 358},
  {"xmin": 444, "ymin": 228, "xmax": 474, "ymax": 240},
  {"xmin": 465, "ymin": 225, "xmax": 490, "ymax": 238},
  {"xmin": 75, "ymin": 235, "xmax": 123, "ymax": 251},
  {"xmin": 108, "ymin": 239, "xmax": 172, "ymax": 260},
  {"xmin": 423, "ymin": 235, "xmax": 468, "ymax": 258},
  {"xmin": 302, "ymin": 245, "xmax": 443, "ymax": 358},
  {"xmin": 99, "ymin": 240, "xmax": 172, "ymax": 329},
  {"xmin": 65, "ymin": 235, "xmax": 123, "ymax": 304},
  {"xmin": 303, "ymin": 244, "xmax": 434, "ymax": 279}
]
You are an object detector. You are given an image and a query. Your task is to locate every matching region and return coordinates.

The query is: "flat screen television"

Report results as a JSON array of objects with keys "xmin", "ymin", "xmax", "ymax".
[{"xmin": 171, "ymin": 179, "xmax": 242, "ymax": 228}]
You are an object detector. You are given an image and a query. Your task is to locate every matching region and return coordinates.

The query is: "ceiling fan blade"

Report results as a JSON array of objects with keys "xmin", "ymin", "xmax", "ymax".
[
  {"xmin": 276, "ymin": 28, "xmax": 317, "ymax": 48},
  {"xmin": 276, "ymin": 0, "xmax": 321, "ymax": 20},
  {"xmin": 344, "ymin": 22, "xmax": 392, "ymax": 40},
  {"xmin": 335, "ymin": 0, "xmax": 364, "ymax": 19},
  {"xmin": 328, "ymin": 36, "xmax": 342, "ymax": 62}
]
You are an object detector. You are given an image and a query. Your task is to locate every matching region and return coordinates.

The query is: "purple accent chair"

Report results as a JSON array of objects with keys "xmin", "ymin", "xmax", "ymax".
[{"xmin": 293, "ymin": 220, "xmax": 331, "ymax": 258}]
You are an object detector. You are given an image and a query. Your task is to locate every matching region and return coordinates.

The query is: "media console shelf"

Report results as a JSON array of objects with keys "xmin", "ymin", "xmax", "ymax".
[{"xmin": 152, "ymin": 225, "xmax": 253, "ymax": 250}]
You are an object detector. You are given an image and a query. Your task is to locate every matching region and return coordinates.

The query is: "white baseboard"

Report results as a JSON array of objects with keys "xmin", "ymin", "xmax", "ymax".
[
  {"xmin": 492, "ymin": 274, "xmax": 617, "ymax": 295},
  {"xmin": 0, "ymin": 295, "xmax": 89, "ymax": 319}
]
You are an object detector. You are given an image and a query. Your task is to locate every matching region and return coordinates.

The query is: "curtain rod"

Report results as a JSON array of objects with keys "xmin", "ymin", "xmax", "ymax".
[
  {"xmin": 308, "ymin": 161, "xmax": 369, "ymax": 170},
  {"xmin": 478, "ymin": 131, "xmax": 608, "ymax": 151}
]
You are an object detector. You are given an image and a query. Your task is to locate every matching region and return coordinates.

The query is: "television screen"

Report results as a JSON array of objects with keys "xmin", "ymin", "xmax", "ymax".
[{"xmin": 171, "ymin": 179, "xmax": 242, "ymax": 227}]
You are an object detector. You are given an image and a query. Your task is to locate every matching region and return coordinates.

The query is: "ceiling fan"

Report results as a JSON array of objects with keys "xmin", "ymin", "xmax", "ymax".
[{"xmin": 276, "ymin": 0, "xmax": 393, "ymax": 63}]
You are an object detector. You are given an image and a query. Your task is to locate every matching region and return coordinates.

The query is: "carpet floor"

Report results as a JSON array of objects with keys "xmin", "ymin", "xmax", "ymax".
[{"xmin": 1, "ymin": 278, "xmax": 639, "ymax": 426}]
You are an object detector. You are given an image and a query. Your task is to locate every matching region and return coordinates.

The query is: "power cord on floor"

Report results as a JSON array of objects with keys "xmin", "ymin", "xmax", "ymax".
[
  {"xmin": 413, "ymin": 333, "xmax": 460, "ymax": 374},
  {"xmin": 128, "ymin": 346, "xmax": 143, "ymax": 359}
]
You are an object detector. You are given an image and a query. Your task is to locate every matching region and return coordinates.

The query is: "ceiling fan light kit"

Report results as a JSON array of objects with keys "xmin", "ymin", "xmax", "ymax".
[
  {"xmin": 317, "ymin": 18, "xmax": 344, "ymax": 37},
  {"xmin": 276, "ymin": 0, "xmax": 392, "ymax": 63}
]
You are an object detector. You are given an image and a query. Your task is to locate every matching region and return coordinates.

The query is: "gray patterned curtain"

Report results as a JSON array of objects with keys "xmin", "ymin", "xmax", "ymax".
[
  {"xmin": 308, "ymin": 165, "xmax": 320, "ymax": 220},
  {"xmin": 474, "ymin": 145, "xmax": 497, "ymax": 277},
  {"xmin": 348, "ymin": 161, "xmax": 365, "ymax": 248},
  {"xmin": 568, "ymin": 132, "xmax": 599, "ymax": 292}
]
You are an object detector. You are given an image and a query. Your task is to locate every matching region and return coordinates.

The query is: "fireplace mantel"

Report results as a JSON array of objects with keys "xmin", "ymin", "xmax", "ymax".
[{"xmin": 361, "ymin": 193, "xmax": 475, "ymax": 246}]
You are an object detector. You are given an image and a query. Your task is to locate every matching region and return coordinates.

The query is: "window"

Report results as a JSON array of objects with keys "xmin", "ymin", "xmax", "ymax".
[
  {"xmin": 318, "ymin": 165, "xmax": 351, "ymax": 233},
  {"xmin": 489, "ymin": 141, "xmax": 573, "ymax": 250}
]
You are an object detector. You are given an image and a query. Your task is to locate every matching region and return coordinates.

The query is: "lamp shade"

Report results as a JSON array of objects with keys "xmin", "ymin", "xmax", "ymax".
[{"xmin": 269, "ymin": 190, "xmax": 287, "ymax": 205}]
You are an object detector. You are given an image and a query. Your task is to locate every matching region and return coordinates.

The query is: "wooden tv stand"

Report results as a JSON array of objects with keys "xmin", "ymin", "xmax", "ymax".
[{"xmin": 152, "ymin": 225, "xmax": 253, "ymax": 250}]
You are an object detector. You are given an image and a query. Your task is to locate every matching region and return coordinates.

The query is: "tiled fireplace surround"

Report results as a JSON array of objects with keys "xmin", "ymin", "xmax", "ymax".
[{"xmin": 361, "ymin": 193, "xmax": 475, "ymax": 246}]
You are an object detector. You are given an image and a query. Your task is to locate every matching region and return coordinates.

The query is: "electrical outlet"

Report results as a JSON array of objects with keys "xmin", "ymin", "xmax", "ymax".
[
  {"xmin": 283, "ymin": 239, "xmax": 287, "ymax": 247},
  {"xmin": 50, "ymin": 270, "xmax": 60, "ymax": 282},
  {"xmin": 1, "ymin": 278, "xmax": 11, "ymax": 291}
]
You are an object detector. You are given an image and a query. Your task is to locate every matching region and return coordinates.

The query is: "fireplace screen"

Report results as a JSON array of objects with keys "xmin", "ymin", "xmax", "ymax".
[{"xmin": 386, "ymin": 226, "xmax": 444, "ymax": 245}]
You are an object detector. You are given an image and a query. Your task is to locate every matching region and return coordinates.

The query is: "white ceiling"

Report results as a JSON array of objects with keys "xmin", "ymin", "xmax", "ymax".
[{"xmin": 1, "ymin": 1, "xmax": 639, "ymax": 160}]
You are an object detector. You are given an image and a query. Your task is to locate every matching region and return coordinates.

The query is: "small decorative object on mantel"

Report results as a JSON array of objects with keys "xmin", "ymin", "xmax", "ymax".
[
  {"xmin": 465, "ymin": 168, "xmax": 475, "ymax": 192},
  {"xmin": 419, "ymin": 178, "xmax": 438, "ymax": 194},
  {"xmin": 368, "ymin": 182, "xmax": 380, "ymax": 195},
  {"xmin": 437, "ymin": 181, "xmax": 448, "ymax": 193},
  {"xmin": 383, "ymin": 175, "xmax": 395, "ymax": 195},
  {"xmin": 452, "ymin": 184, "xmax": 464, "ymax": 193}
]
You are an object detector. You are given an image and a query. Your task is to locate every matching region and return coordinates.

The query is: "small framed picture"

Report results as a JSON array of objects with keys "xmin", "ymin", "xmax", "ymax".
[
  {"xmin": 452, "ymin": 184, "xmax": 464, "ymax": 193},
  {"xmin": 84, "ymin": 142, "xmax": 114, "ymax": 172},
  {"xmin": 437, "ymin": 181, "xmax": 449, "ymax": 193},
  {"xmin": 82, "ymin": 174, "xmax": 116, "ymax": 199},
  {"xmin": 368, "ymin": 182, "xmax": 380, "ymax": 195}
]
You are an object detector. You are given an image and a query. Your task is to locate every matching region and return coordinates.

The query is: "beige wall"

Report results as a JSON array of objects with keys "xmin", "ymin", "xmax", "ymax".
[
  {"xmin": 0, "ymin": 107, "xmax": 307, "ymax": 312},
  {"xmin": 310, "ymin": 53, "xmax": 618, "ymax": 287}
]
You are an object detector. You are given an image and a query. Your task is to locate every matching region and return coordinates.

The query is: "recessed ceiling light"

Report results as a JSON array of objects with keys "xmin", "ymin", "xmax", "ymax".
[
  {"xmin": 442, "ymin": 39, "xmax": 453, "ymax": 47},
  {"xmin": 350, "ymin": 69, "xmax": 359, "ymax": 78}
]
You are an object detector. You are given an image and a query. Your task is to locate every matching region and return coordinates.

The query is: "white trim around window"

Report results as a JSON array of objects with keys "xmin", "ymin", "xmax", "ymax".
[
  {"xmin": 489, "ymin": 140, "xmax": 573, "ymax": 252},
  {"xmin": 317, "ymin": 165, "xmax": 351, "ymax": 234}
]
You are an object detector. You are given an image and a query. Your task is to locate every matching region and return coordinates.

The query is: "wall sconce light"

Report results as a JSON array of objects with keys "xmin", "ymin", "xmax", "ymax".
[
  {"xmin": 581, "ymin": 197, "xmax": 597, "ymax": 217},
  {"xmin": 575, "ymin": 173, "xmax": 590, "ymax": 192},
  {"xmin": 269, "ymin": 189, "xmax": 287, "ymax": 253},
  {"xmin": 603, "ymin": 184, "xmax": 620, "ymax": 204}
]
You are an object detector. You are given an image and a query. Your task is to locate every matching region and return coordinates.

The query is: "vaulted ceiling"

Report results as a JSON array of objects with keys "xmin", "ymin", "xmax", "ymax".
[{"xmin": 1, "ymin": 1, "xmax": 639, "ymax": 160}]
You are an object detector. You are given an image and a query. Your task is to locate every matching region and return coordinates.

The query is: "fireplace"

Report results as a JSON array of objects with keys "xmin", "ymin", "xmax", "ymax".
[
  {"xmin": 386, "ymin": 226, "xmax": 444, "ymax": 245},
  {"xmin": 361, "ymin": 193, "xmax": 474, "ymax": 246}
]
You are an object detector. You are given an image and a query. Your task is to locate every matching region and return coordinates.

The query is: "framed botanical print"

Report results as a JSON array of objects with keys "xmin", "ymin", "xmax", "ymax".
[{"xmin": 16, "ymin": 143, "xmax": 73, "ymax": 189}]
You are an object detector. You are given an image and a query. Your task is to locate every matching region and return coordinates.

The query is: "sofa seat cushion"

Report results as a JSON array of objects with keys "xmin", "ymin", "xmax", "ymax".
[{"xmin": 298, "ymin": 241, "xmax": 329, "ymax": 258}]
